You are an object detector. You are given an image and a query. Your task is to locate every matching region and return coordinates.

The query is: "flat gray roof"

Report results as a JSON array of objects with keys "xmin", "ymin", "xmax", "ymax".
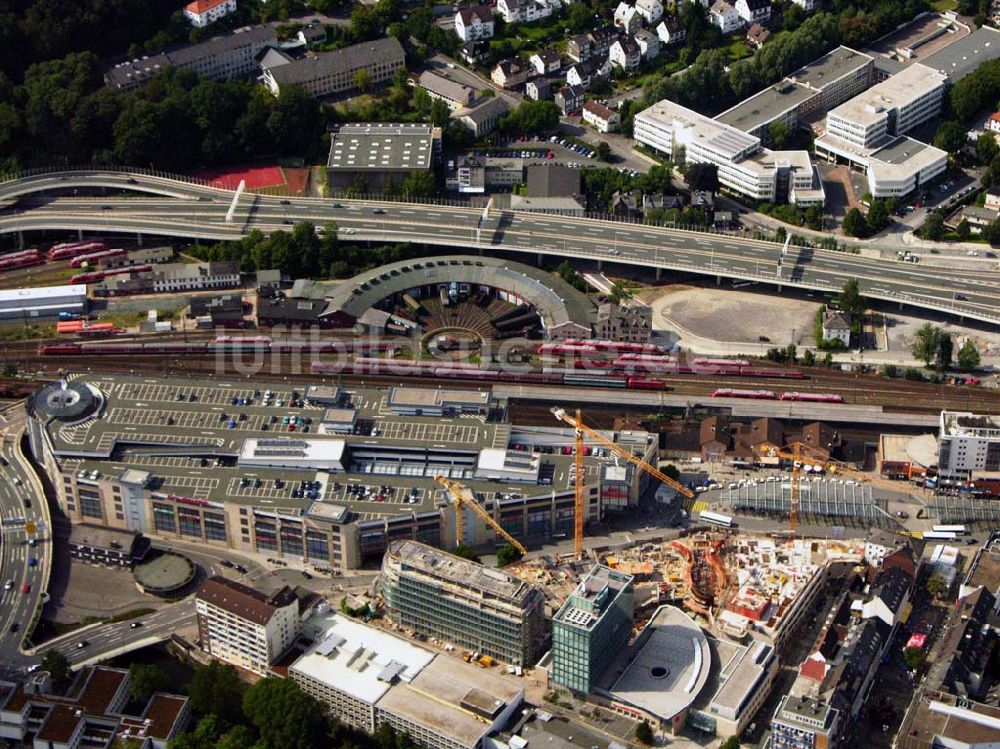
[
  {"xmin": 715, "ymin": 80, "xmax": 818, "ymax": 134},
  {"xmin": 327, "ymin": 122, "xmax": 437, "ymax": 172},
  {"xmin": 922, "ymin": 26, "xmax": 1000, "ymax": 82},
  {"xmin": 787, "ymin": 45, "xmax": 873, "ymax": 91},
  {"xmin": 870, "ymin": 135, "xmax": 934, "ymax": 165}
]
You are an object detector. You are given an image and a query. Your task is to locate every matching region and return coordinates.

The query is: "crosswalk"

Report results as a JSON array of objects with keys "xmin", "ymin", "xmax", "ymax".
[{"xmin": 691, "ymin": 499, "xmax": 710, "ymax": 514}]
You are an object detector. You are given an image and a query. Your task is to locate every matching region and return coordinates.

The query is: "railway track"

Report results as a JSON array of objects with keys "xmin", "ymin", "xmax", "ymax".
[{"xmin": 13, "ymin": 347, "xmax": 1000, "ymax": 414}]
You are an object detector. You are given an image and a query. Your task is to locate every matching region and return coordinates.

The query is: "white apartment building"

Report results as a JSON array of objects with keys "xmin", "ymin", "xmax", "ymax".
[
  {"xmin": 496, "ymin": 0, "xmax": 553, "ymax": 23},
  {"xmin": 454, "ymin": 5, "xmax": 494, "ymax": 42},
  {"xmin": 710, "ymin": 0, "xmax": 743, "ymax": 35},
  {"xmin": 582, "ymin": 100, "xmax": 621, "ymax": 133},
  {"xmin": 633, "ymin": 99, "xmax": 824, "ymax": 205},
  {"xmin": 183, "ymin": 0, "xmax": 236, "ymax": 28},
  {"xmin": 195, "ymin": 576, "xmax": 302, "ymax": 675},
  {"xmin": 822, "ymin": 63, "xmax": 946, "ymax": 151},
  {"xmin": 636, "ymin": 0, "xmax": 664, "ymax": 24},
  {"xmin": 150, "ymin": 261, "xmax": 241, "ymax": 293},
  {"xmin": 290, "ymin": 611, "xmax": 524, "ymax": 749},
  {"xmin": 938, "ymin": 411, "xmax": 1000, "ymax": 478},
  {"xmin": 614, "ymin": 2, "xmax": 642, "ymax": 34}
]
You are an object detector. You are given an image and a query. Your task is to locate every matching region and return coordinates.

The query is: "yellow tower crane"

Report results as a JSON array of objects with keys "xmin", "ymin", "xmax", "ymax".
[
  {"xmin": 772, "ymin": 440, "xmax": 901, "ymax": 535},
  {"xmin": 550, "ymin": 406, "xmax": 696, "ymax": 559},
  {"xmin": 434, "ymin": 475, "xmax": 528, "ymax": 555}
]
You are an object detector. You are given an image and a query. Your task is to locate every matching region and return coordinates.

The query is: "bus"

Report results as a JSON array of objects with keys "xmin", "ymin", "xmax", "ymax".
[
  {"xmin": 923, "ymin": 531, "xmax": 958, "ymax": 540},
  {"xmin": 699, "ymin": 510, "xmax": 734, "ymax": 528},
  {"xmin": 932, "ymin": 525, "xmax": 968, "ymax": 535}
]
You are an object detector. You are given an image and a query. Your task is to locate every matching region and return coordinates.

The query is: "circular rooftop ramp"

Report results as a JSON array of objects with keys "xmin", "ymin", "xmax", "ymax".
[
  {"xmin": 133, "ymin": 550, "xmax": 197, "ymax": 597},
  {"xmin": 326, "ymin": 255, "xmax": 596, "ymax": 334},
  {"xmin": 32, "ymin": 380, "xmax": 100, "ymax": 422}
]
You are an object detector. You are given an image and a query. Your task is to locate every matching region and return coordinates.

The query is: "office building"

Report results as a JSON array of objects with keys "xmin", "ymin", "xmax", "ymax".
[
  {"xmin": 262, "ymin": 37, "xmax": 405, "ymax": 97},
  {"xmin": 937, "ymin": 411, "xmax": 1000, "ymax": 478},
  {"xmin": 195, "ymin": 576, "xmax": 302, "ymax": 674},
  {"xmin": 326, "ymin": 123, "xmax": 441, "ymax": 192},
  {"xmin": 105, "ymin": 26, "xmax": 277, "ymax": 90},
  {"xmin": 634, "ymin": 99, "xmax": 824, "ymax": 205},
  {"xmin": 290, "ymin": 611, "xmax": 524, "ymax": 749},
  {"xmin": 380, "ymin": 541, "xmax": 547, "ymax": 666},
  {"xmin": 552, "ymin": 565, "xmax": 634, "ymax": 693},
  {"xmin": 771, "ymin": 695, "xmax": 840, "ymax": 749}
]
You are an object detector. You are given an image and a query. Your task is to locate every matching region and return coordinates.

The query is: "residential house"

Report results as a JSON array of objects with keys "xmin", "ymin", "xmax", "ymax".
[
  {"xmin": 555, "ymin": 84, "xmax": 586, "ymax": 115},
  {"xmin": 634, "ymin": 28, "xmax": 661, "ymax": 60},
  {"xmin": 530, "ymin": 48, "xmax": 562, "ymax": 75},
  {"xmin": 985, "ymin": 191, "xmax": 1000, "ymax": 211},
  {"xmin": 497, "ymin": 0, "xmax": 553, "ymax": 22},
  {"xmin": 455, "ymin": 4, "xmax": 495, "ymax": 42},
  {"xmin": 614, "ymin": 2, "xmax": 642, "ymax": 34},
  {"xmin": 609, "ymin": 37, "xmax": 641, "ymax": 70},
  {"xmin": 566, "ymin": 34, "xmax": 593, "ymax": 62},
  {"xmin": 987, "ymin": 112, "xmax": 1000, "ymax": 134},
  {"xmin": 746, "ymin": 22, "xmax": 770, "ymax": 48},
  {"xmin": 655, "ymin": 16, "xmax": 686, "ymax": 45},
  {"xmin": 492, "ymin": 58, "xmax": 530, "ymax": 88},
  {"xmin": 184, "ymin": 0, "xmax": 236, "ymax": 28},
  {"xmin": 566, "ymin": 61, "xmax": 596, "ymax": 88},
  {"xmin": 643, "ymin": 193, "xmax": 685, "ymax": 212},
  {"xmin": 710, "ymin": 0, "xmax": 743, "ymax": 34},
  {"xmin": 525, "ymin": 77, "xmax": 552, "ymax": 100},
  {"xmin": 297, "ymin": 23, "xmax": 327, "ymax": 47},
  {"xmin": 611, "ymin": 190, "xmax": 641, "ymax": 217},
  {"xmin": 700, "ymin": 415, "xmax": 734, "ymax": 462},
  {"xmin": 735, "ymin": 0, "xmax": 771, "ymax": 26},
  {"xmin": 691, "ymin": 190, "xmax": 715, "ymax": 209},
  {"xmin": 458, "ymin": 96, "xmax": 509, "ymax": 136},
  {"xmin": 635, "ymin": 0, "xmax": 664, "ymax": 25},
  {"xmin": 582, "ymin": 100, "xmax": 621, "ymax": 133},
  {"xmin": 459, "ymin": 40, "xmax": 491, "ymax": 65},
  {"xmin": 590, "ymin": 26, "xmax": 619, "ymax": 57},
  {"xmin": 792, "ymin": 0, "xmax": 819, "ymax": 10},
  {"xmin": 822, "ymin": 307, "xmax": 851, "ymax": 347},
  {"xmin": 416, "ymin": 71, "xmax": 475, "ymax": 110}
]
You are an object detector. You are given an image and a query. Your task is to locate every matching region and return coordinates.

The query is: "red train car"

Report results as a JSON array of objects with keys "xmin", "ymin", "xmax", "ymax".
[
  {"xmin": 68, "ymin": 249, "xmax": 126, "ymax": 268},
  {"xmin": 712, "ymin": 388, "xmax": 777, "ymax": 399},
  {"xmin": 48, "ymin": 241, "xmax": 108, "ymax": 261},
  {"xmin": 627, "ymin": 377, "xmax": 666, "ymax": 390}
]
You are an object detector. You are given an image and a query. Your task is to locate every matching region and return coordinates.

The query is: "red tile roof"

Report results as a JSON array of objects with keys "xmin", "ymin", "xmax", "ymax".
[{"xmin": 185, "ymin": 0, "xmax": 229, "ymax": 15}]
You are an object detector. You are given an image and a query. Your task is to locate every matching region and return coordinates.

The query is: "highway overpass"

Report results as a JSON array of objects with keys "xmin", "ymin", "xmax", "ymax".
[{"xmin": 1, "ymin": 168, "xmax": 998, "ymax": 325}]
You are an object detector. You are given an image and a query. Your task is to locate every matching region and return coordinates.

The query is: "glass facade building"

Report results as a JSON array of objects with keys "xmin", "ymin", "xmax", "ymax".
[{"xmin": 552, "ymin": 565, "xmax": 634, "ymax": 693}]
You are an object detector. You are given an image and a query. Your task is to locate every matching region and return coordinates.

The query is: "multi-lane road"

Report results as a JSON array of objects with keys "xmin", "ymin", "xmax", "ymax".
[{"xmin": 2, "ymin": 169, "xmax": 1000, "ymax": 324}]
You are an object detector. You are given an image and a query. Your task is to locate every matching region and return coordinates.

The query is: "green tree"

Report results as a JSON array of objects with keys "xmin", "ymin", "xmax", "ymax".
[
  {"xmin": 842, "ymin": 207, "xmax": 869, "ymax": 238},
  {"xmin": 596, "ymin": 141, "xmax": 612, "ymax": 162},
  {"xmin": 936, "ymin": 332, "xmax": 953, "ymax": 371},
  {"xmin": 866, "ymin": 200, "xmax": 890, "ymax": 232},
  {"xmin": 187, "ymin": 661, "xmax": 246, "ymax": 727},
  {"xmin": 920, "ymin": 211, "xmax": 946, "ymax": 242},
  {"xmin": 958, "ymin": 339, "xmax": 981, "ymax": 371},
  {"xmin": 926, "ymin": 572, "xmax": 948, "ymax": 599},
  {"xmin": 956, "ymin": 218, "xmax": 971, "ymax": 241},
  {"xmin": 768, "ymin": 120, "xmax": 791, "ymax": 149},
  {"xmin": 355, "ymin": 69, "xmax": 372, "ymax": 93},
  {"xmin": 452, "ymin": 543, "xmax": 480, "ymax": 562},
  {"xmin": 912, "ymin": 323, "xmax": 942, "ymax": 367},
  {"xmin": 685, "ymin": 162, "xmax": 719, "ymax": 192},
  {"xmin": 903, "ymin": 646, "xmax": 926, "ymax": 672},
  {"xmin": 430, "ymin": 97, "xmax": 451, "ymax": 128},
  {"xmin": 823, "ymin": 352, "xmax": 834, "ymax": 367},
  {"xmin": 839, "ymin": 278, "xmax": 864, "ymax": 318},
  {"xmin": 242, "ymin": 677, "xmax": 329, "ymax": 749},
  {"xmin": 502, "ymin": 100, "xmax": 560, "ymax": 134},
  {"xmin": 883, "ymin": 363, "xmax": 898, "ymax": 377},
  {"xmin": 636, "ymin": 719, "xmax": 654, "ymax": 745},
  {"xmin": 985, "ymin": 218, "xmax": 1000, "ymax": 247},
  {"xmin": 977, "ymin": 131, "xmax": 999, "ymax": 165},
  {"xmin": 663, "ymin": 464, "xmax": 680, "ymax": 481},
  {"xmin": 41, "ymin": 651, "xmax": 70, "ymax": 687},
  {"xmin": 933, "ymin": 120, "xmax": 968, "ymax": 154},
  {"xmin": 720, "ymin": 737, "xmax": 742, "ymax": 749},
  {"xmin": 128, "ymin": 663, "xmax": 169, "ymax": 703},
  {"xmin": 496, "ymin": 543, "xmax": 524, "ymax": 567},
  {"xmin": 215, "ymin": 725, "xmax": 256, "ymax": 749},
  {"xmin": 802, "ymin": 349, "xmax": 816, "ymax": 366}
]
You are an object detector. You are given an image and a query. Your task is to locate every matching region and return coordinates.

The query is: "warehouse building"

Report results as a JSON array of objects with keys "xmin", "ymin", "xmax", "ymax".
[
  {"xmin": 326, "ymin": 123, "xmax": 442, "ymax": 192},
  {"xmin": 380, "ymin": 541, "xmax": 547, "ymax": 666},
  {"xmin": 0, "ymin": 284, "xmax": 87, "ymax": 320}
]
